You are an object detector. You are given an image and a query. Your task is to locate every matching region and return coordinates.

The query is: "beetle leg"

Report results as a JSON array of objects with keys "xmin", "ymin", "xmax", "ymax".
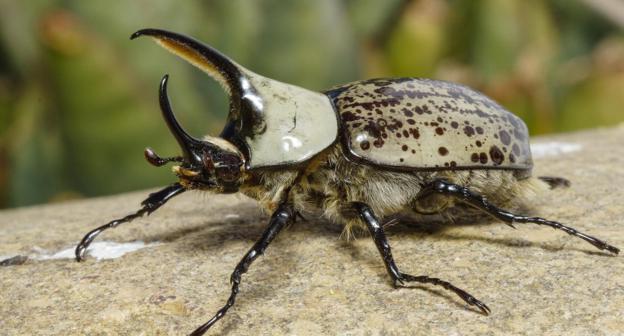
[
  {"xmin": 422, "ymin": 179, "xmax": 619, "ymax": 254},
  {"xmin": 538, "ymin": 176, "xmax": 571, "ymax": 189},
  {"xmin": 74, "ymin": 183, "xmax": 186, "ymax": 261},
  {"xmin": 352, "ymin": 202, "xmax": 491, "ymax": 315},
  {"xmin": 190, "ymin": 203, "xmax": 294, "ymax": 336}
]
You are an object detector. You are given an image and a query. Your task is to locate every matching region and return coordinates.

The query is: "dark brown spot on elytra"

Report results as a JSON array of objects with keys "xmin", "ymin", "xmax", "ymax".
[
  {"xmin": 438, "ymin": 147, "xmax": 449, "ymax": 156},
  {"xmin": 471, "ymin": 153, "xmax": 479, "ymax": 162},
  {"xmin": 360, "ymin": 140, "xmax": 370, "ymax": 150},
  {"xmin": 489, "ymin": 145, "xmax": 504, "ymax": 165},
  {"xmin": 435, "ymin": 127, "xmax": 444, "ymax": 135},
  {"xmin": 512, "ymin": 143, "xmax": 520, "ymax": 155},
  {"xmin": 342, "ymin": 111, "xmax": 359, "ymax": 122},
  {"xmin": 476, "ymin": 140, "xmax": 482, "ymax": 147},
  {"xmin": 363, "ymin": 121, "xmax": 381, "ymax": 138},
  {"xmin": 402, "ymin": 145, "xmax": 408, "ymax": 151},
  {"xmin": 451, "ymin": 121, "xmax": 459, "ymax": 129},
  {"xmin": 499, "ymin": 130, "xmax": 511, "ymax": 145},
  {"xmin": 476, "ymin": 126, "xmax": 484, "ymax": 135},
  {"xmin": 509, "ymin": 153, "xmax": 516, "ymax": 163},
  {"xmin": 479, "ymin": 152, "xmax": 488, "ymax": 164},
  {"xmin": 463, "ymin": 126, "xmax": 475, "ymax": 137}
]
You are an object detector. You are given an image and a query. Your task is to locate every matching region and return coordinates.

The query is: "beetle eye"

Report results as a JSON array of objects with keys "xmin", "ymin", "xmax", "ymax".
[
  {"xmin": 214, "ymin": 154, "xmax": 242, "ymax": 183},
  {"xmin": 216, "ymin": 166, "xmax": 238, "ymax": 182},
  {"xmin": 202, "ymin": 154, "xmax": 214, "ymax": 170}
]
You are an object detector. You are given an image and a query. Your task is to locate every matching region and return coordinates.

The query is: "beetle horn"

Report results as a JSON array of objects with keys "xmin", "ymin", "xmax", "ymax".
[
  {"xmin": 131, "ymin": 28, "xmax": 244, "ymax": 98},
  {"xmin": 158, "ymin": 74, "xmax": 202, "ymax": 164}
]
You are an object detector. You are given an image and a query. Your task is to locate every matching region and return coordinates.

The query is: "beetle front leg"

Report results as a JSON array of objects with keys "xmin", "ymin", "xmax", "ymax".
[
  {"xmin": 352, "ymin": 202, "xmax": 491, "ymax": 315},
  {"xmin": 420, "ymin": 180, "xmax": 619, "ymax": 254},
  {"xmin": 75, "ymin": 183, "xmax": 186, "ymax": 261},
  {"xmin": 190, "ymin": 203, "xmax": 294, "ymax": 336}
]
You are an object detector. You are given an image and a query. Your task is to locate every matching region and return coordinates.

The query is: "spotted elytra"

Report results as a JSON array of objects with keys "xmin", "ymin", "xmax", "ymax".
[{"xmin": 74, "ymin": 29, "xmax": 619, "ymax": 335}]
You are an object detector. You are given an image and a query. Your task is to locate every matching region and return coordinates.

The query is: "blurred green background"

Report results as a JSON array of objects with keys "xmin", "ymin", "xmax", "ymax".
[{"xmin": 1, "ymin": 0, "xmax": 623, "ymax": 209}]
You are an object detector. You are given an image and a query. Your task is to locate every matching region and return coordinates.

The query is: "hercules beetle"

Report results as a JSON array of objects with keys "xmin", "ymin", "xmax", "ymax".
[{"xmin": 75, "ymin": 29, "xmax": 619, "ymax": 335}]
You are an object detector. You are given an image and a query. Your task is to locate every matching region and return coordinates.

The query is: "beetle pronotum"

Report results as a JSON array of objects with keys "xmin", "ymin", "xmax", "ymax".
[{"xmin": 75, "ymin": 29, "xmax": 619, "ymax": 335}]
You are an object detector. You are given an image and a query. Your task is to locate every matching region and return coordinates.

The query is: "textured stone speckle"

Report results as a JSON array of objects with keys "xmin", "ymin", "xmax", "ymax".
[{"xmin": 1, "ymin": 126, "xmax": 624, "ymax": 335}]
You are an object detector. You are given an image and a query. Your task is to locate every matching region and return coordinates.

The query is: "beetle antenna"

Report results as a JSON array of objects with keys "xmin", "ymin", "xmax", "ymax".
[{"xmin": 144, "ymin": 147, "xmax": 183, "ymax": 167}]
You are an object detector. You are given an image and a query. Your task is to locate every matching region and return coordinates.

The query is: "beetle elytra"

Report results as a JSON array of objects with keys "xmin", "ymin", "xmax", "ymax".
[{"xmin": 75, "ymin": 29, "xmax": 619, "ymax": 335}]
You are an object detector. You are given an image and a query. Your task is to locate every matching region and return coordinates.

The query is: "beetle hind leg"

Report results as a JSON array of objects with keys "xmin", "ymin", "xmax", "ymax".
[
  {"xmin": 352, "ymin": 202, "xmax": 491, "ymax": 315},
  {"xmin": 420, "ymin": 179, "xmax": 619, "ymax": 254},
  {"xmin": 538, "ymin": 176, "xmax": 571, "ymax": 189}
]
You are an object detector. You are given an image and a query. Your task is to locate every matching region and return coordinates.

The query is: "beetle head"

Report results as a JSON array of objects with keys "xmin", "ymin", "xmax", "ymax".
[{"xmin": 145, "ymin": 75, "xmax": 245, "ymax": 193}]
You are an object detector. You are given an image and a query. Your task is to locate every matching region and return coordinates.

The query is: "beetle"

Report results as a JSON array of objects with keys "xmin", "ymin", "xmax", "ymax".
[{"xmin": 74, "ymin": 29, "xmax": 619, "ymax": 335}]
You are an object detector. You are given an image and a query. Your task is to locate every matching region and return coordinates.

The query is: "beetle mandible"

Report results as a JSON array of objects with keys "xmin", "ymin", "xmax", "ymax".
[{"xmin": 74, "ymin": 29, "xmax": 619, "ymax": 335}]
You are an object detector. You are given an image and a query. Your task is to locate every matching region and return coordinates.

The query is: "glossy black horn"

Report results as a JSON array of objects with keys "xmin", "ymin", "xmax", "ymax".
[
  {"xmin": 158, "ymin": 75, "xmax": 202, "ymax": 163},
  {"xmin": 131, "ymin": 28, "xmax": 243, "ymax": 94}
]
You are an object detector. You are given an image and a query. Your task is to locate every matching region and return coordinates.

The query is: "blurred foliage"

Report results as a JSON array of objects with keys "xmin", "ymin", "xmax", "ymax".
[{"xmin": 0, "ymin": 0, "xmax": 623, "ymax": 208}]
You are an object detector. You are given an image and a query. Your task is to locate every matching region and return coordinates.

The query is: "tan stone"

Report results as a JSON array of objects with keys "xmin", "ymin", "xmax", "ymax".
[{"xmin": 1, "ymin": 126, "xmax": 623, "ymax": 335}]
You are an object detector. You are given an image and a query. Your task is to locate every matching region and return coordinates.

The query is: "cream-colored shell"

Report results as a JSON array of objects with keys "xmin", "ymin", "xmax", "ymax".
[
  {"xmin": 143, "ymin": 32, "xmax": 338, "ymax": 168},
  {"xmin": 327, "ymin": 78, "xmax": 532, "ymax": 170},
  {"xmin": 140, "ymin": 30, "xmax": 528, "ymax": 170},
  {"xmin": 241, "ymin": 70, "xmax": 338, "ymax": 168}
]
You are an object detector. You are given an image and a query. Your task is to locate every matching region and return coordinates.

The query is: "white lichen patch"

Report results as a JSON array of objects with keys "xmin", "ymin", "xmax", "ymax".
[
  {"xmin": 531, "ymin": 142, "xmax": 582, "ymax": 158},
  {"xmin": 33, "ymin": 241, "xmax": 160, "ymax": 261}
]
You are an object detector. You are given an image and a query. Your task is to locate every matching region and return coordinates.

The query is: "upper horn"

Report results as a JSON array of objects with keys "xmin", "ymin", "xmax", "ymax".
[
  {"xmin": 131, "ymin": 28, "xmax": 244, "ymax": 98},
  {"xmin": 131, "ymin": 28, "xmax": 257, "ymax": 143}
]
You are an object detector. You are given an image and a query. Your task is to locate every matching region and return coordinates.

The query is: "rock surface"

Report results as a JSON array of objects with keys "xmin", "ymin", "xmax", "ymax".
[{"xmin": 1, "ymin": 126, "xmax": 623, "ymax": 336}]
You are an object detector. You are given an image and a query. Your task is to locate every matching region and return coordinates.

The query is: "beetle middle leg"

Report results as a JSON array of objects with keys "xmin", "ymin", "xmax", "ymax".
[
  {"xmin": 419, "ymin": 179, "xmax": 619, "ymax": 254},
  {"xmin": 352, "ymin": 202, "xmax": 491, "ymax": 315},
  {"xmin": 190, "ymin": 202, "xmax": 294, "ymax": 336}
]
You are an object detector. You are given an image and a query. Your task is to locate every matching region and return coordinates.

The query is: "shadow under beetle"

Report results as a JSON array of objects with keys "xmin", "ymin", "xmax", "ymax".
[{"xmin": 75, "ymin": 29, "xmax": 619, "ymax": 335}]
